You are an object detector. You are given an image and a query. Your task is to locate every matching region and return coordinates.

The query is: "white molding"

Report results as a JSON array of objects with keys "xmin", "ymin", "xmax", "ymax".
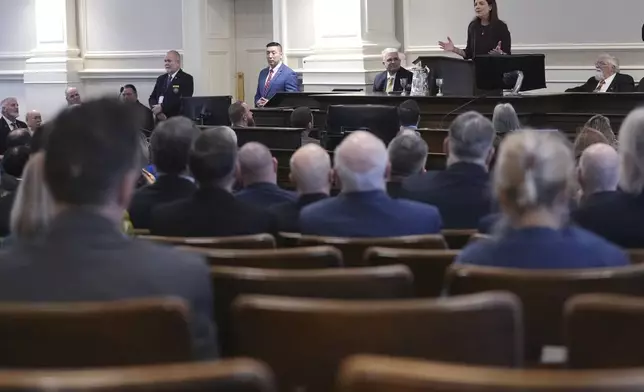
[
  {"xmin": 287, "ymin": 48, "xmax": 314, "ymax": 57},
  {"xmin": 78, "ymin": 68, "xmax": 163, "ymax": 80},
  {"xmin": 0, "ymin": 70, "xmax": 25, "ymax": 81},
  {"xmin": 0, "ymin": 52, "xmax": 32, "ymax": 60},
  {"xmin": 405, "ymin": 43, "xmax": 644, "ymax": 54},
  {"xmin": 83, "ymin": 50, "xmax": 180, "ymax": 59}
]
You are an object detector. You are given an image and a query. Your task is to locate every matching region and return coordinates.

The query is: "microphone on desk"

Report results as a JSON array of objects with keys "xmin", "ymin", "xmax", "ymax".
[{"xmin": 439, "ymin": 90, "xmax": 498, "ymax": 129}]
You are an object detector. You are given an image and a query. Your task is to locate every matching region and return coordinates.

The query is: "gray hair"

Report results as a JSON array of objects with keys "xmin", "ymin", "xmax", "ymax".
[
  {"xmin": 150, "ymin": 116, "xmax": 201, "ymax": 174},
  {"xmin": 596, "ymin": 53, "xmax": 620, "ymax": 73},
  {"xmin": 382, "ymin": 48, "xmax": 400, "ymax": 60},
  {"xmin": 335, "ymin": 131, "xmax": 388, "ymax": 193},
  {"xmin": 492, "ymin": 103, "xmax": 520, "ymax": 135},
  {"xmin": 290, "ymin": 144, "xmax": 332, "ymax": 194},
  {"xmin": 0, "ymin": 97, "xmax": 16, "ymax": 109},
  {"xmin": 579, "ymin": 143, "xmax": 619, "ymax": 195},
  {"xmin": 189, "ymin": 126, "xmax": 238, "ymax": 189},
  {"xmin": 238, "ymin": 142, "xmax": 275, "ymax": 185},
  {"xmin": 618, "ymin": 107, "xmax": 644, "ymax": 195},
  {"xmin": 494, "ymin": 130, "xmax": 574, "ymax": 217},
  {"xmin": 388, "ymin": 132, "xmax": 428, "ymax": 177},
  {"xmin": 448, "ymin": 111, "xmax": 495, "ymax": 165}
]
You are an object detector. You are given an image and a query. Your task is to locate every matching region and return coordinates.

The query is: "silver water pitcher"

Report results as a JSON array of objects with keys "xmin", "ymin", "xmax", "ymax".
[{"xmin": 410, "ymin": 65, "xmax": 431, "ymax": 96}]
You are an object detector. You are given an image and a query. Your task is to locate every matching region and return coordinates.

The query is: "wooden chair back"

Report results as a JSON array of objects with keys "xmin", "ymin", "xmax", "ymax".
[
  {"xmin": 213, "ymin": 265, "xmax": 413, "ymax": 357},
  {"xmin": 0, "ymin": 298, "xmax": 192, "ymax": 368},
  {"xmin": 234, "ymin": 292, "xmax": 522, "ymax": 392},
  {"xmin": 138, "ymin": 234, "xmax": 276, "ymax": 249},
  {"xmin": 296, "ymin": 234, "xmax": 447, "ymax": 266},
  {"xmin": 566, "ymin": 294, "xmax": 644, "ymax": 368},
  {"xmin": 441, "ymin": 229, "xmax": 478, "ymax": 249},
  {"xmin": 364, "ymin": 248, "xmax": 458, "ymax": 297},
  {"xmin": 337, "ymin": 355, "xmax": 644, "ymax": 392},
  {"xmin": 180, "ymin": 246, "xmax": 343, "ymax": 269},
  {"xmin": 446, "ymin": 263, "xmax": 644, "ymax": 363},
  {"xmin": 0, "ymin": 359, "xmax": 275, "ymax": 392}
]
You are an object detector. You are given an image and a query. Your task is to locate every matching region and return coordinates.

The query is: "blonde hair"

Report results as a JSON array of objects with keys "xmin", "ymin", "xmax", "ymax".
[
  {"xmin": 494, "ymin": 130, "xmax": 575, "ymax": 217},
  {"xmin": 10, "ymin": 153, "xmax": 55, "ymax": 241}
]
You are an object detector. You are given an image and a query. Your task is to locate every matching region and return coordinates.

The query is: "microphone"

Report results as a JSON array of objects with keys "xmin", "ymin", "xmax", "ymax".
[{"xmin": 439, "ymin": 90, "xmax": 498, "ymax": 129}]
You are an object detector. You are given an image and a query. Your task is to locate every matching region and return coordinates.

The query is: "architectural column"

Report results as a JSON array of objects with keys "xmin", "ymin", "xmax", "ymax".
[
  {"xmin": 24, "ymin": 0, "xmax": 83, "ymax": 117},
  {"xmin": 301, "ymin": 0, "xmax": 400, "ymax": 91},
  {"xmin": 182, "ymin": 0, "xmax": 209, "ymax": 96}
]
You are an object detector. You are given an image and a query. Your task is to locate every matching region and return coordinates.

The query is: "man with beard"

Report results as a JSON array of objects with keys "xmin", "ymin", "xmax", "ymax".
[
  {"xmin": 228, "ymin": 101, "xmax": 255, "ymax": 127},
  {"xmin": 0, "ymin": 98, "xmax": 27, "ymax": 154},
  {"xmin": 566, "ymin": 54, "xmax": 635, "ymax": 93},
  {"xmin": 149, "ymin": 50, "xmax": 194, "ymax": 121}
]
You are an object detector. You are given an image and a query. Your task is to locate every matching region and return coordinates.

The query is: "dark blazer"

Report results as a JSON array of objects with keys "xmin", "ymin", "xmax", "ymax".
[
  {"xmin": 373, "ymin": 67, "xmax": 413, "ymax": 93},
  {"xmin": 135, "ymin": 101, "xmax": 155, "ymax": 133},
  {"xmin": 299, "ymin": 190, "xmax": 442, "ymax": 238},
  {"xmin": 128, "ymin": 175, "xmax": 197, "ymax": 230},
  {"xmin": 0, "ymin": 118, "xmax": 27, "ymax": 154},
  {"xmin": 464, "ymin": 19, "xmax": 512, "ymax": 59},
  {"xmin": 638, "ymin": 77, "xmax": 644, "ymax": 92},
  {"xmin": 0, "ymin": 192, "xmax": 16, "ymax": 237},
  {"xmin": 269, "ymin": 193, "xmax": 328, "ymax": 233},
  {"xmin": 565, "ymin": 73, "xmax": 635, "ymax": 93},
  {"xmin": 148, "ymin": 69, "xmax": 194, "ymax": 118},
  {"xmin": 402, "ymin": 162, "xmax": 494, "ymax": 229},
  {"xmin": 254, "ymin": 64, "xmax": 299, "ymax": 105},
  {"xmin": 0, "ymin": 209, "xmax": 218, "ymax": 359},
  {"xmin": 571, "ymin": 190, "xmax": 644, "ymax": 248},
  {"xmin": 235, "ymin": 182, "xmax": 297, "ymax": 209},
  {"xmin": 386, "ymin": 181, "xmax": 407, "ymax": 199},
  {"xmin": 151, "ymin": 186, "xmax": 275, "ymax": 237}
]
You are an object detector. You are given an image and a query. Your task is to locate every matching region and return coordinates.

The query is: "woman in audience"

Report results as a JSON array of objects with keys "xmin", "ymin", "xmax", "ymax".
[
  {"xmin": 585, "ymin": 114, "xmax": 617, "ymax": 147},
  {"xmin": 457, "ymin": 129, "xmax": 628, "ymax": 269},
  {"xmin": 492, "ymin": 103, "xmax": 520, "ymax": 135},
  {"xmin": 573, "ymin": 127, "xmax": 610, "ymax": 162}
]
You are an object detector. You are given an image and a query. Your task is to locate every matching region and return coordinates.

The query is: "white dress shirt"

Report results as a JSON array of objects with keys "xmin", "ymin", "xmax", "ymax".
[
  {"xmin": 264, "ymin": 62, "xmax": 283, "ymax": 87},
  {"xmin": 597, "ymin": 73, "xmax": 617, "ymax": 93}
]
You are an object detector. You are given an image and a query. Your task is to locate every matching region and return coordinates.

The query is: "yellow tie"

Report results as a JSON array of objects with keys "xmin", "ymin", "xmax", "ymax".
[{"xmin": 386, "ymin": 77, "xmax": 394, "ymax": 93}]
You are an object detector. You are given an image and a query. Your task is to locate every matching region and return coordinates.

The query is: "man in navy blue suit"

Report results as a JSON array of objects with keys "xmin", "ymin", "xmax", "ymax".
[
  {"xmin": 255, "ymin": 42, "xmax": 299, "ymax": 108},
  {"xmin": 373, "ymin": 48, "xmax": 413, "ymax": 93},
  {"xmin": 300, "ymin": 131, "xmax": 442, "ymax": 237}
]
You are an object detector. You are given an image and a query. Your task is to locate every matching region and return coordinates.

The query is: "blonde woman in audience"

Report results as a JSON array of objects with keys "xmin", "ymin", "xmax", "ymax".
[
  {"xmin": 457, "ymin": 129, "xmax": 628, "ymax": 269},
  {"xmin": 585, "ymin": 114, "xmax": 617, "ymax": 147},
  {"xmin": 573, "ymin": 127, "xmax": 610, "ymax": 162}
]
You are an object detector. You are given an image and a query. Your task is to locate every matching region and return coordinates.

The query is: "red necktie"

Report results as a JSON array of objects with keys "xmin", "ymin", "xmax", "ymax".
[{"xmin": 264, "ymin": 69, "xmax": 274, "ymax": 95}]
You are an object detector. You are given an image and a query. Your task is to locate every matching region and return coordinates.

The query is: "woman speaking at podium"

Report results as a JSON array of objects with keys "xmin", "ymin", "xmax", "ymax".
[{"xmin": 438, "ymin": 0, "xmax": 511, "ymax": 59}]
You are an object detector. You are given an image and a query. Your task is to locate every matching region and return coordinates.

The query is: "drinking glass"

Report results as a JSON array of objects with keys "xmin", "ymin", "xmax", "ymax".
[{"xmin": 436, "ymin": 79, "xmax": 444, "ymax": 97}]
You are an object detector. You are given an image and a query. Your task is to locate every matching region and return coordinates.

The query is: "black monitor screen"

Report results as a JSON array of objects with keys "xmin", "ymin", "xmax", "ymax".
[
  {"xmin": 181, "ymin": 96, "xmax": 232, "ymax": 126},
  {"xmin": 325, "ymin": 105, "xmax": 399, "ymax": 145},
  {"xmin": 474, "ymin": 54, "xmax": 546, "ymax": 92}
]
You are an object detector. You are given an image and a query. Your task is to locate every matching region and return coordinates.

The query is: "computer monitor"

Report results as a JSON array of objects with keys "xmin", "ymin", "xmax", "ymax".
[
  {"xmin": 474, "ymin": 54, "xmax": 546, "ymax": 92},
  {"xmin": 325, "ymin": 105, "xmax": 400, "ymax": 147},
  {"xmin": 180, "ymin": 96, "xmax": 232, "ymax": 126}
]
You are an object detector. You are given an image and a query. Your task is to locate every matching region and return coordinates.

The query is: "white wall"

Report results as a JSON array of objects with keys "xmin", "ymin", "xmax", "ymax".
[
  {"xmin": 282, "ymin": 0, "xmax": 314, "ymax": 70},
  {"xmin": 403, "ymin": 0, "xmax": 644, "ymax": 91}
]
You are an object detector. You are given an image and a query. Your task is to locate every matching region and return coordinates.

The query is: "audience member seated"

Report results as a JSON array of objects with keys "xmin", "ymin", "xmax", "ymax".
[
  {"xmin": 387, "ymin": 131, "xmax": 427, "ymax": 199},
  {"xmin": 25, "ymin": 110, "xmax": 42, "ymax": 135},
  {"xmin": 269, "ymin": 144, "xmax": 331, "ymax": 232},
  {"xmin": 0, "ymin": 98, "xmax": 218, "ymax": 359},
  {"xmin": 120, "ymin": 84, "xmax": 155, "ymax": 133},
  {"xmin": 0, "ymin": 146, "xmax": 30, "ymax": 236},
  {"xmin": 300, "ymin": 131, "xmax": 441, "ymax": 237},
  {"xmin": 572, "ymin": 108, "xmax": 644, "ymax": 248},
  {"xmin": 129, "ymin": 117, "xmax": 200, "ymax": 229},
  {"xmin": 290, "ymin": 106, "xmax": 319, "ymax": 143},
  {"xmin": 151, "ymin": 127, "xmax": 275, "ymax": 237},
  {"xmin": 236, "ymin": 142, "xmax": 296, "ymax": 208},
  {"xmin": 573, "ymin": 127, "xmax": 609, "ymax": 161},
  {"xmin": 228, "ymin": 101, "xmax": 255, "ymax": 127},
  {"xmin": 585, "ymin": 114, "xmax": 618, "ymax": 147},
  {"xmin": 64, "ymin": 87, "xmax": 82, "ymax": 106},
  {"xmin": 397, "ymin": 100, "xmax": 421, "ymax": 135},
  {"xmin": 30, "ymin": 124, "xmax": 49, "ymax": 154},
  {"xmin": 492, "ymin": 103, "xmax": 520, "ymax": 135},
  {"xmin": 373, "ymin": 48, "xmax": 413, "ymax": 93},
  {"xmin": 0, "ymin": 97, "xmax": 27, "ymax": 154},
  {"xmin": 565, "ymin": 54, "xmax": 635, "ymax": 93},
  {"xmin": 6, "ymin": 128, "xmax": 32, "ymax": 149},
  {"xmin": 457, "ymin": 130, "xmax": 628, "ymax": 269},
  {"xmin": 573, "ymin": 143, "xmax": 620, "ymax": 217},
  {"xmin": 136, "ymin": 132, "xmax": 155, "ymax": 189},
  {"xmin": 403, "ymin": 111, "xmax": 495, "ymax": 229}
]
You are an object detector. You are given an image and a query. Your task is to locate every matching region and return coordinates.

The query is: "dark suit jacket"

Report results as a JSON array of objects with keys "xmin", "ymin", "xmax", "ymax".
[
  {"xmin": 151, "ymin": 186, "xmax": 275, "ymax": 237},
  {"xmin": 0, "ymin": 209, "xmax": 218, "ymax": 359},
  {"xmin": 570, "ymin": 190, "xmax": 644, "ymax": 248},
  {"xmin": 402, "ymin": 162, "xmax": 494, "ymax": 229},
  {"xmin": 128, "ymin": 175, "xmax": 197, "ymax": 230},
  {"xmin": 638, "ymin": 77, "xmax": 644, "ymax": 92},
  {"xmin": 565, "ymin": 73, "xmax": 635, "ymax": 93},
  {"xmin": 148, "ymin": 69, "xmax": 194, "ymax": 118},
  {"xmin": 300, "ymin": 190, "xmax": 442, "ymax": 237},
  {"xmin": 373, "ymin": 67, "xmax": 413, "ymax": 93},
  {"xmin": 269, "ymin": 193, "xmax": 327, "ymax": 233},
  {"xmin": 0, "ymin": 118, "xmax": 27, "ymax": 154},
  {"xmin": 386, "ymin": 181, "xmax": 407, "ymax": 199},
  {"xmin": 0, "ymin": 192, "xmax": 16, "ymax": 237},
  {"xmin": 235, "ymin": 182, "xmax": 297, "ymax": 209},
  {"xmin": 135, "ymin": 101, "xmax": 155, "ymax": 133},
  {"xmin": 254, "ymin": 64, "xmax": 299, "ymax": 105}
]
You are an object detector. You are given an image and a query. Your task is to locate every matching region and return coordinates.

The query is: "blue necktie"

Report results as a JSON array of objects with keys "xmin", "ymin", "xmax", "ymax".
[{"xmin": 165, "ymin": 75, "xmax": 173, "ymax": 90}]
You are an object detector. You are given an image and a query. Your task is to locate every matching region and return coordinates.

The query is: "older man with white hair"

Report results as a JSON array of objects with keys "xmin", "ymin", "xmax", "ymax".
[
  {"xmin": 65, "ymin": 87, "xmax": 82, "ymax": 106},
  {"xmin": 373, "ymin": 48, "xmax": 413, "ymax": 93},
  {"xmin": 572, "ymin": 107, "xmax": 644, "ymax": 248},
  {"xmin": 0, "ymin": 97, "xmax": 27, "ymax": 154},
  {"xmin": 576, "ymin": 143, "xmax": 620, "ymax": 204},
  {"xmin": 300, "ymin": 131, "xmax": 441, "ymax": 237},
  {"xmin": 270, "ymin": 144, "xmax": 332, "ymax": 232},
  {"xmin": 566, "ymin": 54, "xmax": 635, "ymax": 93}
]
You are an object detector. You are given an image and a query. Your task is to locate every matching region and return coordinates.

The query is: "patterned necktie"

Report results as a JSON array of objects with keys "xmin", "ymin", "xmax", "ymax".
[
  {"xmin": 264, "ymin": 69, "xmax": 275, "ymax": 95},
  {"xmin": 386, "ymin": 77, "xmax": 395, "ymax": 93},
  {"xmin": 165, "ymin": 74, "xmax": 173, "ymax": 90},
  {"xmin": 594, "ymin": 80, "xmax": 605, "ymax": 92},
  {"xmin": 10, "ymin": 122, "xmax": 16, "ymax": 130}
]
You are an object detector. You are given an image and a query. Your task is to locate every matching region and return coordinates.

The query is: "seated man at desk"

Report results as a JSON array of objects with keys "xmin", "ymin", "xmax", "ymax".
[
  {"xmin": 254, "ymin": 42, "xmax": 299, "ymax": 108},
  {"xmin": 566, "ymin": 54, "xmax": 635, "ymax": 93},
  {"xmin": 373, "ymin": 48, "xmax": 413, "ymax": 93},
  {"xmin": 228, "ymin": 101, "xmax": 255, "ymax": 127}
]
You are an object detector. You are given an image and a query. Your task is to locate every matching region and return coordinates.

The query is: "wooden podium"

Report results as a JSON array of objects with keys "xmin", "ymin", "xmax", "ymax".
[{"xmin": 413, "ymin": 56, "xmax": 476, "ymax": 96}]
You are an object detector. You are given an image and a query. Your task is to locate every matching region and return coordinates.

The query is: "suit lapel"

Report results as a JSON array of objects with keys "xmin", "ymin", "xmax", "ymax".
[{"xmin": 268, "ymin": 67, "xmax": 284, "ymax": 97}]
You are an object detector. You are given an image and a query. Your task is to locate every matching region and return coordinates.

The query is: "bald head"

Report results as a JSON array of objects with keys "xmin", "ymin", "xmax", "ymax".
[
  {"xmin": 335, "ymin": 131, "xmax": 388, "ymax": 192},
  {"xmin": 65, "ymin": 87, "xmax": 81, "ymax": 106},
  {"xmin": 25, "ymin": 110, "xmax": 42, "ymax": 130},
  {"xmin": 238, "ymin": 142, "xmax": 277, "ymax": 185},
  {"xmin": 579, "ymin": 143, "xmax": 619, "ymax": 196},
  {"xmin": 290, "ymin": 144, "xmax": 332, "ymax": 195}
]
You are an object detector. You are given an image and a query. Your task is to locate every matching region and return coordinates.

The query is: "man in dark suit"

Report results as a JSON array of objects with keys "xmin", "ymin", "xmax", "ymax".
[
  {"xmin": 236, "ymin": 142, "xmax": 297, "ymax": 208},
  {"xmin": 270, "ymin": 144, "xmax": 331, "ymax": 233},
  {"xmin": 149, "ymin": 50, "xmax": 194, "ymax": 121},
  {"xmin": 0, "ymin": 98, "xmax": 218, "ymax": 359},
  {"xmin": 254, "ymin": 42, "xmax": 299, "ymax": 108},
  {"xmin": 566, "ymin": 54, "xmax": 635, "ymax": 93},
  {"xmin": 128, "ymin": 117, "xmax": 200, "ymax": 229},
  {"xmin": 300, "ymin": 131, "xmax": 442, "ymax": 237},
  {"xmin": 0, "ymin": 97, "xmax": 28, "ymax": 154},
  {"xmin": 373, "ymin": 49, "xmax": 413, "ymax": 93},
  {"xmin": 0, "ymin": 146, "xmax": 30, "ymax": 236},
  {"xmin": 387, "ymin": 131, "xmax": 427, "ymax": 199},
  {"xmin": 151, "ymin": 126, "xmax": 275, "ymax": 237},
  {"xmin": 121, "ymin": 84, "xmax": 155, "ymax": 133},
  {"xmin": 403, "ymin": 111, "xmax": 495, "ymax": 229}
]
